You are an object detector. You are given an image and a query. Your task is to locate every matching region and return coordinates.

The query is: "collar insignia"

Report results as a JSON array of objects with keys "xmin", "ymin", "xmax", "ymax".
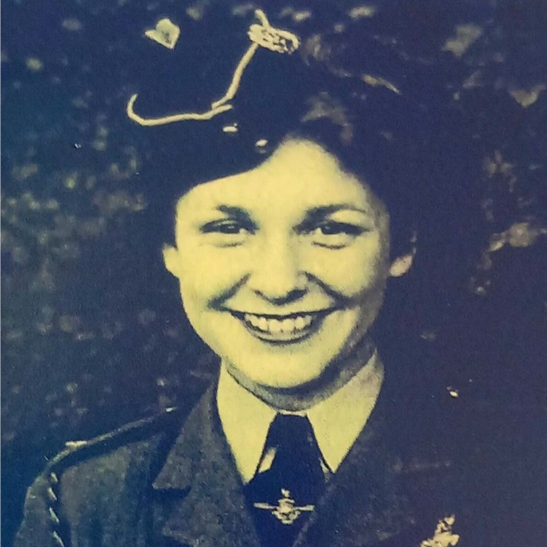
[
  {"xmin": 419, "ymin": 515, "xmax": 460, "ymax": 547},
  {"xmin": 253, "ymin": 488, "xmax": 315, "ymax": 525}
]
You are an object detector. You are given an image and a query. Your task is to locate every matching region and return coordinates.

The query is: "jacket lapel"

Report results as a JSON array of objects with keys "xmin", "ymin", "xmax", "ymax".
[
  {"xmin": 151, "ymin": 386, "xmax": 262, "ymax": 547},
  {"xmin": 295, "ymin": 381, "xmax": 420, "ymax": 547}
]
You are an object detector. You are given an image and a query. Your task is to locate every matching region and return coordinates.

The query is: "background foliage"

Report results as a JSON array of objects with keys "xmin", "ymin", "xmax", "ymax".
[{"xmin": 2, "ymin": 0, "xmax": 546, "ymax": 544}]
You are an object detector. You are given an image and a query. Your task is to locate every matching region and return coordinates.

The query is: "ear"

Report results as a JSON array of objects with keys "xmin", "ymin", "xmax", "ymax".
[
  {"xmin": 389, "ymin": 231, "xmax": 417, "ymax": 278},
  {"xmin": 162, "ymin": 245, "xmax": 181, "ymax": 278},
  {"xmin": 388, "ymin": 251, "xmax": 414, "ymax": 278}
]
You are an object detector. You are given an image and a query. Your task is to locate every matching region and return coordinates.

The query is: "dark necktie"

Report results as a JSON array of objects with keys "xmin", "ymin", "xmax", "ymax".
[{"xmin": 244, "ymin": 414, "xmax": 326, "ymax": 547}]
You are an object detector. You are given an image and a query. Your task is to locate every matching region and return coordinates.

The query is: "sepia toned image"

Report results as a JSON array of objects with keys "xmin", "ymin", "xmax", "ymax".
[{"xmin": 2, "ymin": 1, "xmax": 546, "ymax": 546}]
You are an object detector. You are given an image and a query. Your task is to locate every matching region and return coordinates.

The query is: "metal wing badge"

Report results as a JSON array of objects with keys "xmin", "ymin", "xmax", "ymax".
[{"xmin": 253, "ymin": 488, "xmax": 315, "ymax": 525}]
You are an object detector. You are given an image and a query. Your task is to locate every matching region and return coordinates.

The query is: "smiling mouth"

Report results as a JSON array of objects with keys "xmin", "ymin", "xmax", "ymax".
[{"xmin": 229, "ymin": 310, "xmax": 332, "ymax": 342}]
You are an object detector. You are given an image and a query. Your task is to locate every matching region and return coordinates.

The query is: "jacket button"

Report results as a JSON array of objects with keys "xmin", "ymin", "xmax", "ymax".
[
  {"xmin": 48, "ymin": 507, "xmax": 60, "ymax": 526},
  {"xmin": 51, "ymin": 531, "xmax": 65, "ymax": 547},
  {"xmin": 47, "ymin": 487, "xmax": 58, "ymax": 503}
]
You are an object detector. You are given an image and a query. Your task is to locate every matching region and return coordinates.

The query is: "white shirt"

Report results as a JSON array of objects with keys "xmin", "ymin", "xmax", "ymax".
[{"xmin": 216, "ymin": 352, "xmax": 384, "ymax": 483}]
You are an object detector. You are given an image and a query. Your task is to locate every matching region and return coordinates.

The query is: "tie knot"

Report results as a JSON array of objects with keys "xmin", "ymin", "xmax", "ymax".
[{"xmin": 266, "ymin": 414, "xmax": 315, "ymax": 450}]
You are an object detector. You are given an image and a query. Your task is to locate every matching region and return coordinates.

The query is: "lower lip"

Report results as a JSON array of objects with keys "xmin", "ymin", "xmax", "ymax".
[{"xmin": 233, "ymin": 312, "xmax": 331, "ymax": 344}]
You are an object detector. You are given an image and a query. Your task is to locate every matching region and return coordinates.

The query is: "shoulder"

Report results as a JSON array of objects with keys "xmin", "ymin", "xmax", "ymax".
[
  {"xmin": 46, "ymin": 406, "xmax": 184, "ymax": 478},
  {"xmin": 15, "ymin": 375, "xmax": 217, "ymax": 547},
  {"xmin": 44, "ymin": 376, "xmax": 212, "ymax": 483},
  {"xmin": 385, "ymin": 376, "xmax": 464, "ymax": 462},
  {"xmin": 383, "ymin": 381, "xmax": 472, "ymax": 509},
  {"xmin": 15, "ymin": 406, "xmax": 194, "ymax": 547},
  {"xmin": 38, "ymin": 408, "xmax": 186, "ymax": 507}
]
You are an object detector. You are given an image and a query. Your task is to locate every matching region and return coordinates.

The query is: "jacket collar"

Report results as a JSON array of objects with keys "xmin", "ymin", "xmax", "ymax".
[
  {"xmin": 152, "ymin": 374, "xmax": 444, "ymax": 547},
  {"xmin": 152, "ymin": 384, "xmax": 262, "ymax": 547}
]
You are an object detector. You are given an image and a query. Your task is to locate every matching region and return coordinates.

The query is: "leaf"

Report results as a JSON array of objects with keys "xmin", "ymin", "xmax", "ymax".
[
  {"xmin": 442, "ymin": 24, "xmax": 483, "ymax": 57},
  {"xmin": 361, "ymin": 74, "xmax": 401, "ymax": 95},
  {"xmin": 509, "ymin": 84, "xmax": 547, "ymax": 108}
]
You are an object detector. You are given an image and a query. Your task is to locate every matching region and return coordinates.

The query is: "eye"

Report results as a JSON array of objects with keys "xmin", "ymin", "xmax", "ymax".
[
  {"xmin": 308, "ymin": 222, "xmax": 366, "ymax": 249},
  {"xmin": 200, "ymin": 220, "xmax": 254, "ymax": 246},
  {"xmin": 201, "ymin": 220, "xmax": 251, "ymax": 234}
]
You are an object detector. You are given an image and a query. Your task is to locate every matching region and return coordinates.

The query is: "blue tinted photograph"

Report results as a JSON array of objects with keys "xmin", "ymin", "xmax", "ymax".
[{"xmin": 2, "ymin": 2, "xmax": 546, "ymax": 546}]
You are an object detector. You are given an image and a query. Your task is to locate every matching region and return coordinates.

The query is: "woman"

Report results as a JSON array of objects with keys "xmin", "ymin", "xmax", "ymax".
[{"xmin": 15, "ymin": 6, "xmax": 484, "ymax": 547}]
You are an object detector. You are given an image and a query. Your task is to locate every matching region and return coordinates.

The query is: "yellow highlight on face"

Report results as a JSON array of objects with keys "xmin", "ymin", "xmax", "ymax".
[{"xmin": 163, "ymin": 139, "xmax": 413, "ymax": 403}]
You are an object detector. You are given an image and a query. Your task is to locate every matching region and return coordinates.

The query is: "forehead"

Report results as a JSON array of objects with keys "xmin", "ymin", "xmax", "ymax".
[{"xmin": 176, "ymin": 139, "xmax": 384, "ymax": 214}]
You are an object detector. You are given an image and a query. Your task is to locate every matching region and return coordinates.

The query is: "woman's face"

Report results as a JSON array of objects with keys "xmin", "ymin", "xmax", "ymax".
[{"xmin": 163, "ymin": 139, "xmax": 412, "ymax": 393}]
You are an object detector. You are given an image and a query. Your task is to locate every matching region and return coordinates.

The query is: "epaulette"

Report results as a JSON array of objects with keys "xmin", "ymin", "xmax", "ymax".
[
  {"xmin": 45, "ymin": 406, "xmax": 185, "ymax": 474},
  {"xmin": 40, "ymin": 406, "xmax": 188, "ymax": 547}
]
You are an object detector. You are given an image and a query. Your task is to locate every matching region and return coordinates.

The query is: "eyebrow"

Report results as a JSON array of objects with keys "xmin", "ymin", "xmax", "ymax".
[
  {"xmin": 215, "ymin": 205, "xmax": 254, "ymax": 222},
  {"xmin": 304, "ymin": 204, "xmax": 371, "ymax": 222},
  {"xmin": 215, "ymin": 204, "xmax": 368, "ymax": 217}
]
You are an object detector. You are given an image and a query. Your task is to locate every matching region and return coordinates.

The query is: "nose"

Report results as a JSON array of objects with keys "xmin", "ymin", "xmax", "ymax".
[{"xmin": 247, "ymin": 235, "xmax": 307, "ymax": 304}]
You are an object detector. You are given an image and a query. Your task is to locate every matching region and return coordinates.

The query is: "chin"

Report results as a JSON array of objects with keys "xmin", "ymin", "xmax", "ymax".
[
  {"xmin": 253, "ymin": 369, "xmax": 326, "ymax": 392},
  {"xmin": 223, "ymin": 351, "xmax": 334, "ymax": 392}
]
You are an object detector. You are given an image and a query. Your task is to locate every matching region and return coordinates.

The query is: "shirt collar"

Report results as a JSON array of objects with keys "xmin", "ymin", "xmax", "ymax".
[{"xmin": 216, "ymin": 352, "xmax": 384, "ymax": 483}]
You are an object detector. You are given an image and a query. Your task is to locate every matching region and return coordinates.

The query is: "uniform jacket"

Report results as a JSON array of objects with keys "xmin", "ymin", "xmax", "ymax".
[{"xmin": 15, "ymin": 372, "xmax": 490, "ymax": 547}]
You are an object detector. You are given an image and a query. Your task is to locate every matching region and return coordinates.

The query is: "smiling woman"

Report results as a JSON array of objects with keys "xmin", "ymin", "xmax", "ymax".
[
  {"xmin": 15, "ymin": 6, "xmax": 495, "ymax": 547},
  {"xmin": 162, "ymin": 138, "xmax": 410, "ymax": 407}
]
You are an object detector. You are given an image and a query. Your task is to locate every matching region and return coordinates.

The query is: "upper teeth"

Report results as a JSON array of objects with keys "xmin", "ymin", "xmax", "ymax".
[{"xmin": 243, "ymin": 313, "xmax": 314, "ymax": 334}]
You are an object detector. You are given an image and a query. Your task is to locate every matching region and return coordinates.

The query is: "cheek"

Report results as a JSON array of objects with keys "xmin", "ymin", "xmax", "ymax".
[
  {"xmin": 176, "ymin": 244, "xmax": 248, "ymax": 299},
  {"xmin": 306, "ymin": 241, "xmax": 389, "ymax": 297}
]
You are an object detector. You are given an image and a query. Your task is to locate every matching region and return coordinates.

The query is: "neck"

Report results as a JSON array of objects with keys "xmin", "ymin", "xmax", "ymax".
[{"xmin": 224, "ymin": 337, "xmax": 376, "ymax": 412}]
